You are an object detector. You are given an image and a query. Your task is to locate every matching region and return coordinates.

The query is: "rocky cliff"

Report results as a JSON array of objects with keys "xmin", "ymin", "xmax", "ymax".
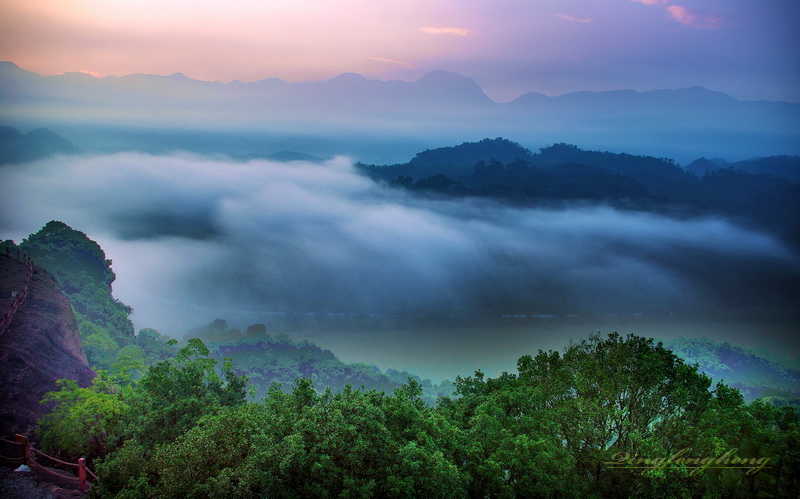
[{"xmin": 0, "ymin": 252, "xmax": 95, "ymax": 438}]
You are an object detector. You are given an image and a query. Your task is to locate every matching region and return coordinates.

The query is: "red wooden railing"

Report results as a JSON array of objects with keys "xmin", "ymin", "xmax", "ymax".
[
  {"xmin": 1, "ymin": 435, "xmax": 98, "ymax": 492},
  {"xmin": 0, "ymin": 249, "xmax": 34, "ymax": 336}
]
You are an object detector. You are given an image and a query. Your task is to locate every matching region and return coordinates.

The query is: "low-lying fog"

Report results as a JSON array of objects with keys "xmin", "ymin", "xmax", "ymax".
[{"xmin": 2, "ymin": 153, "xmax": 798, "ymax": 379}]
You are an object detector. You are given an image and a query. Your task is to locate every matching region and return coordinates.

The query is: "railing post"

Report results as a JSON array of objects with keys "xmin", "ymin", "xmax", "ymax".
[
  {"xmin": 79, "ymin": 457, "xmax": 88, "ymax": 491},
  {"xmin": 14, "ymin": 434, "xmax": 30, "ymax": 466}
]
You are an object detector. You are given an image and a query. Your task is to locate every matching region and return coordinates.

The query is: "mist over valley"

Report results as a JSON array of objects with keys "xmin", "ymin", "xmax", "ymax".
[
  {"xmin": 3, "ymin": 2, "xmax": 800, "ymax": 494},
  {"xmin": 2, "ymin": 140, "xmax": 798, "ymax": 380},
  {"xmin": 1, "ymin": 59, "xmax": 798, "ymax": 383},
  {"xmin": 1, "ymin": 61, "xmax": 799, "ymax": 382}
]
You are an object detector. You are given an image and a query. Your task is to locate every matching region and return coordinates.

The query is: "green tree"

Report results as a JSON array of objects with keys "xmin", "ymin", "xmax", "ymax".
[
  {"xmin": 132, "ymin": 327, "xmax": 179, "ymax": 365},
  {"xmin": 38, "ymin": 372, "xmax": 130, "ymax": 460},
  {"xmin": 121, "ymin": 338, "xmax": 248, "ymax": 447},
  {"xmin": 439, "ymin": 333, "xmax": 721, "ymax": 497},
  {"xmin": 97, "ymin": 379, "xmax": 465, "ymax": 498},
  {"xmin": 39, "ymin": 332, "xmax": 797, "ymax": 497},
  {"xmin": 111, "ymin": 345, "xmax": 146, "ymax": 380}
]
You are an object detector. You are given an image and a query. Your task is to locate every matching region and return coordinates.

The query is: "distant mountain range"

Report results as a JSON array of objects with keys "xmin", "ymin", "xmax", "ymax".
[{"xmin": 1, "ymin": 61, "xmax": 798, "ymax": 163}]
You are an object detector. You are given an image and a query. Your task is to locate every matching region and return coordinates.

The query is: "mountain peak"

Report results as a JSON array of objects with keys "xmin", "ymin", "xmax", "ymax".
[
  {"xmin": 0, "ymin": 126, "xmax": 80, "ymax": 164},
  {"xmin": 0, "ymin": 60, "xmax": 24, "ymax": 71},
  {"xmin": 58, "ymin": 71, "xmax": 98, "ymax": 80},
  {"xmin": 409, "ymin": 137, "xmax": 533, "ymax": 168},
  {"xmin": 673, "ymin": 86, "xmax": 738, "ymax": 102},
  {"xmin": 414, "ymin": 70, "xmax": 494, "ymax": 104},
  {"xmin": 0, "ymin": 61, "xmax": 39, "ymax": 79},
  {"xmin": 416, "ymin": 69, "xmax": 473, "ymax": 86},
  {"xmin": 329, "ymin": 72, "xmax": 368, "ymax": 83}
]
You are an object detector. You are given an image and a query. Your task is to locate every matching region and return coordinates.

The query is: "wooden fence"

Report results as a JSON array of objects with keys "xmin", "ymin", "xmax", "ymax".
[
  {"xmin": 0, "ymin": 435, "xmax": 97, "ymax": 492},
  {"xmin": 0, "ymin": 249, "xmax": 34, "ymax": 336}
]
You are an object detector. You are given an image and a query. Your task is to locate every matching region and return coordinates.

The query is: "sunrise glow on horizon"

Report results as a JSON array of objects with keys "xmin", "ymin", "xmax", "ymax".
[{"xmin": 1, "ymin": 0, "xmax": 798, "ymax": 102}]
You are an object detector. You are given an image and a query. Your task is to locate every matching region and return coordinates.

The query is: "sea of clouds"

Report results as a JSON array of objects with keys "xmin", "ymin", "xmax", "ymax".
[{"xmin": 2, "ymin": 152, "xmax": 797, "ymax": 343}]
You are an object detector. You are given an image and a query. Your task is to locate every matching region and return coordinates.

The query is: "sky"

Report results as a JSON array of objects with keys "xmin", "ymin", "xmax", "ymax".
[{"xmin": 1, "ymin": 0, "xmax": 798, "ymax": 102}]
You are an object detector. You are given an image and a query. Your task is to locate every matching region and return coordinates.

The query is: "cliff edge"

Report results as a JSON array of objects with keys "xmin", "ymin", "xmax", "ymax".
[{"xmin": 0, "ymin": 252, "xmax": 95, "ymax": 438}]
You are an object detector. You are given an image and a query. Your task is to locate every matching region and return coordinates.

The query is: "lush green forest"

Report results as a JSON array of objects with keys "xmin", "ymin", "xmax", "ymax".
[
  {"xmin": 5, "ymin": 221, "xmax": 798, "ymax": 496},
  {"xmin": 37, "ymin": 333, "xmax": 799, "ymax": 498}
]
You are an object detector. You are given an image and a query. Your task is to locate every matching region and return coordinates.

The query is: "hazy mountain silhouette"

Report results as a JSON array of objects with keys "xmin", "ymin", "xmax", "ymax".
[
  {"xmin": 728, "ymin": 156, "xmax": 800, "ymax": 183},
  {"xmin": 0, "ymin": 61, "xmax": 798, "ymax": 163},
  {"xmin": 360, "ymin": 138, "xmax": 534, "ymax": 181},
  {"xmin": 686, "ymin": 157, "xmax": 726, "ymax": 176},
  {"xmin": 685, "ymin": 155, "xmax": 800, "ymax": 184},
  {"xmin": 0, "ymin": 125, "xmax": 79, "ymax": 164}
]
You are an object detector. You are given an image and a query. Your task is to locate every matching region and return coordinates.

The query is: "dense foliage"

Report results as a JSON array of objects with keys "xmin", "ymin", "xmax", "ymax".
[
  {"xmin": 38, "ymin": 333, "xmax": 799, "ymax": 498},
  {"xmin": 38, "ymin": 339, "xmax": 247, "ymax": 460}
]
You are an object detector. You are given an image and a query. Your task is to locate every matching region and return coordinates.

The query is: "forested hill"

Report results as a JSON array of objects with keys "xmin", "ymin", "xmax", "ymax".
[
  {"xmin": 356, "ymin": 139, "xmax": 800, "ymax": 247},
  {"xmin": 662, "ymin": 337, "xmax": 800, "ymax": 405},
  {"xmin": 357, "ymin": 137, "xmax": 534, "ymax": 183},
  {"xmin": 687, "ymin": 155, "xmax": 800, "ymax": 182},
  {"xmin": 2, "ymin": 222, "xmax": 177, "ymax": 371},
  {"xmin": 185, "ymin": 319, "xmax": 454, "ymax": 404}
]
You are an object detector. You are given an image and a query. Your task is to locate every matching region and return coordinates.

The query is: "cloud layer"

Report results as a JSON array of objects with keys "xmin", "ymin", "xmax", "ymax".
[{"xmin": 1, "ymin": 153, "xmax": 798, "ymax": 337}]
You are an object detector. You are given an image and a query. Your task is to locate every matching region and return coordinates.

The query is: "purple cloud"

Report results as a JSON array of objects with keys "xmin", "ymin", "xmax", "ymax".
[
  {"xmin": 555, "ymin": 14, "xmax": 593, "ymax": 24},
  {"xmin": 420, "ymin": 26, "xmax": 470, "ymax": 36},
  {"xmin": 667, "ymin": 5, "xmax": 728, "ymax": 29}
]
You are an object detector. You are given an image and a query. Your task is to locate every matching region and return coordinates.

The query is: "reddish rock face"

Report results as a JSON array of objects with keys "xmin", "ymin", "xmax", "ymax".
[{"xmin": 0, "ymin": 253, "xmax": 95, "ymax": 439}]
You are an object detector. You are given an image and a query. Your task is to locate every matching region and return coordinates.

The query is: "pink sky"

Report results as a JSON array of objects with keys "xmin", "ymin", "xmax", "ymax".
[{"xmin": 1, "ymin": 0, "xmax": 798, "ymax": 102}]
